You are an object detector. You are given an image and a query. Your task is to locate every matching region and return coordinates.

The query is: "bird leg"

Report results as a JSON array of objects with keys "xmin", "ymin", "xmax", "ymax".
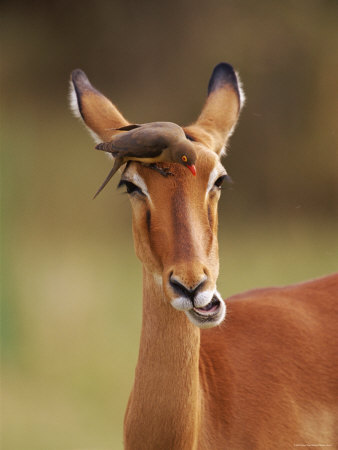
[{"xmin": 146, "ymin": 163, "xmax": 174, "ymax": 177}]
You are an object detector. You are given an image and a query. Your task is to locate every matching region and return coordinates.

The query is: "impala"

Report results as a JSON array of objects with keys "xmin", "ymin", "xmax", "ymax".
[{"xmin": 70, "ymin": 63, "xmax": 338, "ymax": 449}]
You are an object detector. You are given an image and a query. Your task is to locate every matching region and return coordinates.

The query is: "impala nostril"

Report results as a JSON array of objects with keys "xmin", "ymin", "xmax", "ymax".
[
  {"xmin": 169, "ymin": 272, "xmax": 207, "ymax": 299},
  {"xmin": 169, "ymin": 275, "xmax": 191, "ymax": 298}
]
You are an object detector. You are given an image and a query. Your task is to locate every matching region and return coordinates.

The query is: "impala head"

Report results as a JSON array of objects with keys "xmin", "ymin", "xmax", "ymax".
[{"xmin": 70, "ymin": 63, "xmax": 245, "ymax": 328}]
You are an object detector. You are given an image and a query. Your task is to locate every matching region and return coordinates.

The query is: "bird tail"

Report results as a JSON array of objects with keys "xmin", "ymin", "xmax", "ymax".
[
  {"xmin": 93, "ymin": 157, "xmax": 124, "ymax": 199},
  {"xmin": 95, "ymin": 142, "xmax": 115, "ymax": 153}
]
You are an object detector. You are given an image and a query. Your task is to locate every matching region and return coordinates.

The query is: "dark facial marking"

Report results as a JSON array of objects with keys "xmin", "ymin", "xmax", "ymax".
[
  {"xmin": 171, "ymin": 187, "xmax": 194, "ymax": 259},
  {"xmin": 146, "ymin": 209, "xmax": 151, "ymax": 234},
  {"xmin": 208, "ymin": 204, "xmax": 213, "ymax": 229}
]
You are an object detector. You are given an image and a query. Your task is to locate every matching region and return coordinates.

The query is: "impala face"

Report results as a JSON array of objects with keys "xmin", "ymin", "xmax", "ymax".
[
  {"xmin": 70, "ymin": 63, "xmax": 244, "ymax": 329},
  {"xmin": 119, "ymin": 148, "xmax": 227, "ymax": 328}
]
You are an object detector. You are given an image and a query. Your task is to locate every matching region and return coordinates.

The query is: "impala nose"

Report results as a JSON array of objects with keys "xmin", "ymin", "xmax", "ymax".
[{"xmin": 169, "ymin": 271, "xmax": 207, "ymax": 300}]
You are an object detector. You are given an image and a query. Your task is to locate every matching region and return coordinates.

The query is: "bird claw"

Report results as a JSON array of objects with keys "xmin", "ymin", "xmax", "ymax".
[{"xmin": 148, "ymin": 164, "xmax": 174, "ymax": 177}]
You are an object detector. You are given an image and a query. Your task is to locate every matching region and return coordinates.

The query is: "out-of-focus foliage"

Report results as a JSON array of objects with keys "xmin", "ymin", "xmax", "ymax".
[{"xmin": 1, "ymin": 0, "xmax": 337, "ymax": 449}]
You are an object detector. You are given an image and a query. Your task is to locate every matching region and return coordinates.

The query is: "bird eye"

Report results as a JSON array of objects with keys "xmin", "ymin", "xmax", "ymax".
[
  {"xmin": 118, "ymin": 180, "xmax": 144, "ymax": 196},
  {"xmin": 182, "ymin": 155, "xmax": 188, "ymax": 163}
]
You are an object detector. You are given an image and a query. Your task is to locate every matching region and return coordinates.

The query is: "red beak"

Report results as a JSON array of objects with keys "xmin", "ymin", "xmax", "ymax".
[{"xmin": 187, "ymin": 164, "xmax": 196, "ymax": 176}]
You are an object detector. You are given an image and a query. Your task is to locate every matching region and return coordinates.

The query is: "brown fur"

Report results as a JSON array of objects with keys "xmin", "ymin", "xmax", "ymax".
[
  {"xmin": 200, "ymin": 275, "xmax": 338, "ymax": 448},
  {"xmin": 71, "ymin": 67, "xmax": 338, "ymax": 449}
]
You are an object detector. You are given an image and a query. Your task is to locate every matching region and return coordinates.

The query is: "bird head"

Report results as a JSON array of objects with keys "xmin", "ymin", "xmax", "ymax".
[{"xmin": 175, "ymin": 145, "xmax": 197, "ymax": 176}]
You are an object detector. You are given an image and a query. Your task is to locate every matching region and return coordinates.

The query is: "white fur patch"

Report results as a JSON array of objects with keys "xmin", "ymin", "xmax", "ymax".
[
  {"xmin": 194, "ymin": 289, "xmax": 214, "ymax": 308},
  {"xmin": 171, "ymin": 296, "xmax": 193, "ymax": 311},
  {"xmin": 235, "ymin": 71, "xmax": 246, "ymax": 110},
  {"xmin": 68, "ymin": 80, "xmax": 101, "ymax": 144},
  {"xmin": 152, "ymin": 273, "xmax": 162, "ymax": 286},
  {"xmin": 131, "ymin": 173, "xmax": 150, "ymax": 198},
  {"xmin": 69, "ymin": 80, "xmax": 81, "ymax": 119},
  {"xmin": 221, "ymin": 71, "xmax": 246, "ymax": 152},
  {"xmin": 206, "ymin": 163, "xmax": 227, "ymax": 198},
  {"xmin": 219, "ymin": 143, "xmax": 227, "ymax": 157},
  {"xmin": 121, "ymin": 166, "xmax": 153, "ymax": 203},
  {"xmin": 207, "ymin": 166, "xmax": 219, "ymax": 193}
]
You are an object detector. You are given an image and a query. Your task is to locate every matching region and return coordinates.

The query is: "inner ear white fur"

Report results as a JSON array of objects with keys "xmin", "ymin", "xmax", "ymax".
[
  {"xmin": 69, "ymin": 81, "xmax": 81, "ymax": 119},
  {"xmin": 236, "ymin": 71, "xmax": 246, "ymax": 110},
  {"xmin": 68, "ymin": 81, "xmax": 101, "ymax": 144},
  {"xmin": 223, "ymin": 71, "xmax": 246, "ymax": 146}
]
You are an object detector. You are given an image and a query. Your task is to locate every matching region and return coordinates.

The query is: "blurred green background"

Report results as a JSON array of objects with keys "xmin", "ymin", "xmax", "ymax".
[{"xmin": 1, "ymin": 0, "xmax": 337, "ymax": 448}]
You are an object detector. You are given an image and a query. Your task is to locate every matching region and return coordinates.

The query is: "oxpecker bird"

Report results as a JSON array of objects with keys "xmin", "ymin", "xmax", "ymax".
[{"xmin": 93, "ymin": 121, "xmax": 197, "ymax": 198}]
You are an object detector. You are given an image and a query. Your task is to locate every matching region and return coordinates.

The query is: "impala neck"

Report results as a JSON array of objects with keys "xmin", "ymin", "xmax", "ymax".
[{"xmin": 124, "ymin": 268, "xmax": 203, "ymax": 450}]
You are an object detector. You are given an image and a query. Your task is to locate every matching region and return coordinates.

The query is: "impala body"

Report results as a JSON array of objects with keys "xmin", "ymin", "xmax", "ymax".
[{"xmin": 70, "ymin": 63, "xmax": 338, "ymax": 449}]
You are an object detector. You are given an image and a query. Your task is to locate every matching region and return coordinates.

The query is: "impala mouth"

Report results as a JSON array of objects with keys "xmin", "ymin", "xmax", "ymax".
[
  {"xmin": 185, "ymin": 294, "xmax": 226, "ymax": 329},
  {"xmin": 193, "ymin": 296, "xmax": 220, "ymax": 316}
]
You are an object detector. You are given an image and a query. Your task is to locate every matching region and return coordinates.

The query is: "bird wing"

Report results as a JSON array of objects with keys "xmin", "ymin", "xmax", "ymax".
[
  {"xmin": 105, "ymin": 126, "xmax": 169, "ymax": 158},
  {"xmin": 97, "ymin": 122, "xmax": 187, "ymax": 158}
]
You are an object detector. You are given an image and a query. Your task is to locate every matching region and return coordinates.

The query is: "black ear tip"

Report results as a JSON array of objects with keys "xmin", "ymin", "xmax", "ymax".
[
  {"xmin": 213, "ymin": 62, "xmax": 236, "ymax": 78},
  {"xmin": 208, "ymin": 62, "xmax": 238, "ymax": 95},
  {"xmin": 71, "ymin": 69, "xmax": 94, "ymax": 92},
  {"xmin": 71, "ymin": 68, "xmax": 86, "ymax": 81}
]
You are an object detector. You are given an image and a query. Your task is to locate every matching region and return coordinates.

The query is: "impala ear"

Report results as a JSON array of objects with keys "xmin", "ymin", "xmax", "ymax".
[
  {"xmin": 187, "ymin": 63, "xmax": 245, "ymax": 156},
  {"xmin": 69, "ymin": 69, "xmax": 129, "ymax": 142}
]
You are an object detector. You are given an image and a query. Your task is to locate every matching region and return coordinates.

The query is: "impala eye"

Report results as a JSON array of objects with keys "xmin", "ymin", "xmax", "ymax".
[
  {"xmin": 184, "ymin": 133, "xmax": 195, "ymax": 141},
  {"xmin": 118, "ymin": 180, "xmax": 144, "ymax": 196},
  {"xmin": 213, "ymin": 174, "xmax": 232, "ymax": 190},
  {"xmin": 214, "ymin": 175, "xmax": 226, "ymax": 189}
]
